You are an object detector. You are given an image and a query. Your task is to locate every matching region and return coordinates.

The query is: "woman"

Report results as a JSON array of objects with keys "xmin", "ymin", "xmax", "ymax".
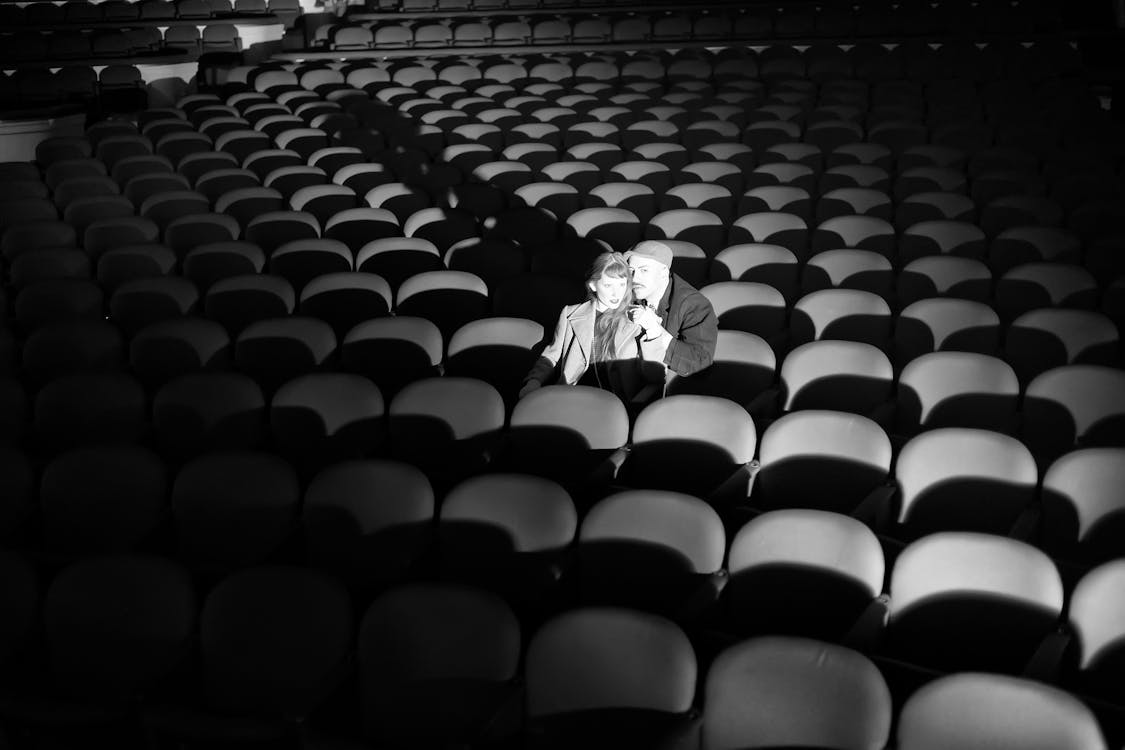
[{"xmin": 519, "ymin": 251, "xmax": 661, "ymax": 401}]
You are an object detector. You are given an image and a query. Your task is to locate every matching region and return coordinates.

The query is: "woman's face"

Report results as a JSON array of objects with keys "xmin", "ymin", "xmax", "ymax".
[{"xmin": 590, "ymin": 272, "xmax": 628, "ymax": 311}]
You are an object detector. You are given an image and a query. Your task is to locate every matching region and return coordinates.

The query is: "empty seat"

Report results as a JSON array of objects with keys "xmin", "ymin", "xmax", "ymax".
[
  {"xmin": 22, "ymin": 555, "xmax": 193, "ymax": 744},
  {"xmin": 444, "ymin": 317, "xmax": 543, "ymax": 404},
  {"xmin": 298, "ymin": 271, "xmax": 392, "ymax": 338},
  {"xmin": 994, "ymin": 262, "xmax": 1098, "ymax": 322},
  {"xmin": 152, "ymin": 372, "xmax": 265, "ymax": 457},
  {"xmin": 1023, "ymin": 365, "xmax": 1125, "ymax": 463},
  {"xmin": 302, "ymin": 459, "xmax": 432, "ymax": 592},
  {"xmin": 812, "ymin": 215, "xmax": 896, "ymax": 258},
  {"xmin": 203, "ymin": 274, "xmax": 295, "ymax": 335},
  {"xmin": 701, "ymin": 281, "xmax": 788, "ymax": 342},
  {"xmin": 896, "ymin": 673, "xmax": 1106, "ymax": 750},
  {"xmin": 646, "ymin": 209, "xmax": 726, "ymax": 257},
  {"xmin": 727, "ymin": 212, "xmax": 809, "ymax": 259},
  {"xmin": 108, "ymin": 276, "xmax": 198, "ymax": 337},
  {"xmin": 896, "ymin": 255, "xmax": 992, "ymax": 307},
  {"xmin": 616, "ymin": 395, "xmax": 757, "ymax": 501},
  {"xmin": 65, "ymin": 196, "xmax": 134, "ymax": 236},
  {"xmin": 665, "ymin": 329, "xmax": 776, "ymax": 410},
  {"xmin": 438, "ymin": 473, "xmax": 576, "ymax": 615},
  {"xmin": 270, "ymin": 373, "xmax": 384, "ymax": 469},
  {"xmin": 234, "ymin": 316, "xmax": 336, "ymax": 392},
  {"xmin": 33, "ymin": 373, "xmax": 147, "ymax": 452},
  {"xmin": 182, "ymin": 241, "xmax": 265, "ymax": 293},
  {"xmin": 21, "ymin": 320, "xmax": 122, "ymax": 386},
  {"xmin": 144, "ymin": 565, "xmax": 350, "ymax": 745},
  {"xmin": 357, "ymin": 583, "xmax": 520, "ymax": 747},
  {"xmin": 39, "ymin": 444, "xmax": 166, "ymax": 556},
  {"xmin": 83, "ymin": 216, "xmax": 161, "ymax": 261},
  {"xmin": 703, "ymin": 637, "xmax": 892, "ymax": 750},
  {"xmin": 899, "ymin": 220, "xmax": 988, "ymax": 263},
  {"xmin": 802, "ymin": 249, "xmax": 894, "ymax": 302},
  {"xmin": 1040, "ymin": 448, "xmax": 1125, "ymax": 564},
  {"xmin": 779, "ymin": 340, "xmax": 894, "ymax": 417},
  {"xmin": 895, "ymin": 350, "xmax": 1020, "ymax": 435},
  {"xmin": 882, "ymin": 532, "xmax": 1063, "ymax": 674},
  {"xmin": 894, "ymin": 298, "xmax": 1001, "ymax": 366},
  {"xmin": 171, "ymin": 453, "xmax": 299, "ymax": 569},
  {"xmin": 14, "ymin": 279, "xmax": 103, "ymax": 333},
  {"xmin": 894, "ymin": 191, "xmax": 976, "ymax": 229},
  {"xmin": 339, "ymin": 315, "xmax": 442, "ymax": 399},
  {"xmin": 893, "ymin": 427, "xmax": 1037, "ymax": 538},
  {"xmin": 129, "ymin": 317, "xmax": 230, "ymax": 387},
  {"xmin": 525, "ymin": 608, "xmax": 697, "ymax": 750},
  {"xmin": 989, "ymin": 226, "xmax": 1082, "ymax": 275},
  {"xmin": 503, "ymin": 384, "xmax": 629, "ymax": 495},
  {"xmin": 752, "ymin": 410, "xmax": 892, "ymax": 516},
  {"xmin": 578, "ymin": 488, "xmax": 725, "ymax": 619},
  {"xmin": 388, "ymin": 377, "xmax": 504, "ymax": 490},
  {"xmin": 710, "ymin": 243, "xmax": 800, "ymax": 301},
  {"xmin": 566, "ymin": 208, "xmax": 642, "ymax": 254},
  {"xmin": 790, "ymin": 288, "xmax": 893, "ymax": 349},
  {"xmin": 394, "ymin": 271, "xmax": 489, "ymax": 341},
  {"xmin": 268, "ymin": 238, "xmax": 352, "ymax": 295},
  {"xmin": 724, "ymin": 510, "xmax": 886, "ymax": 640},
  {"xmin": 139, "ymin": 191, "xmax": 210, "ymax": 231},
  {"xmin": 1004, "ymin": 309, "xmax": 1120, "ymax": 384}
]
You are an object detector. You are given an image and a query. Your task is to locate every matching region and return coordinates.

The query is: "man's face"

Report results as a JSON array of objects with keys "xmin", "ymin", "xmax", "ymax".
[{"xmin": 628, "ymin": 257, "xmax": 668, "ymax": 302}]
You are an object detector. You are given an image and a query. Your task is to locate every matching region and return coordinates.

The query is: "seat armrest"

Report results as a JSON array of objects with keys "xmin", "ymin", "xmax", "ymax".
[
  {"xmin": 851, "ymin": 482, "xmax": 898, "ymax": 532},
  {"xmin": 1008, "ymin": 504, "xmax": 1041, "ymax": 544},
  {"xmin": 867, "ymin": 399, "xmax": 896, "ymax": 431},
  {"xmin": 746, "ymin": 386, "xmax": 780, "ymax": 423},
  {"xmin": 673, "ymin": 570, "xmax": 729, "ymax": 624},
  {"xmin": 841, "ymin": 593, "xmax": 891, "ymax": 653},
  {"xmin": 1023, "ymin": 629, "xmax": 1072, "ymax": 684},
  {"xmin": 708, "ymin": 460, "xmax": 759, "ymax": 509},
  {"xmin": 604, "ymin": 445, "xmax": 630, "ymax": 479}
]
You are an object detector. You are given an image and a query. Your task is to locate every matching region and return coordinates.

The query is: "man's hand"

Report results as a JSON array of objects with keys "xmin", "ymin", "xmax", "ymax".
[
  {"xmin": 518, "ymin": 381, "xmax": 541, "ymax": 399},
  {"xmin": 628, "ymin": 304, "xmax": 664, "ymax": 335}
]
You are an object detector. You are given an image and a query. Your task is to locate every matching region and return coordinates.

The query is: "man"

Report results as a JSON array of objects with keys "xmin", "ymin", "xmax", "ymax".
[{"xmin": 625, "ymin": 240, "xmax": 718, "ymax": 379}]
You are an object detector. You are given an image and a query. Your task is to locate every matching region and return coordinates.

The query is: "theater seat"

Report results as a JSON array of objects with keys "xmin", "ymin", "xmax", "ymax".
[
  {"xmin": 525, "ymin": 607, "xmax": 699, "ymax": 750},
  {"xmin": 616, "ymin": 395, "xmax": 757, "ymax": 503},
  {"xmin": 703, "ymin": 637, "xmax": 891, "ymax": 750},
  {"xmin": 896, "ymin": 673, "xmax": 1106, "ymax": 750},
  {"xmin": 144, "ymin": 565, "xmax": 351, "ymax": 745},
  {"xmin": 579, "ymin": 490, "xmax": 725, "ymax": 619},
  {"xmin": 751, "ymin": 409, "xmax": 892, "ymax": 516},
  {"xmin": 357, "ymin": 583, "xmax": 521, "ymax": 747},
  {"xmin": 724, "ymin": 510, "xmax": 886, "ymax": 641},
  {"xmin": 301, "ymin": 459, "xmax": 433, "ymax": 593},
  {"xmin": 882, "ymin": 532, "xmax": 1063, "ymax": 674}
]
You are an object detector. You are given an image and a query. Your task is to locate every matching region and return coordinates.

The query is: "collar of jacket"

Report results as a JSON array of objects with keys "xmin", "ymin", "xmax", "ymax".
[{"xmin": 653, "ymin": 274, "xmax": 677, "ymax": 318}]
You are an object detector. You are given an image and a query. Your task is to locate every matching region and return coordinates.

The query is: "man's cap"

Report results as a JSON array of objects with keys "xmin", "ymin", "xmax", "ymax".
[{"xmin": 624, "ymin": 240, "xmax": 673, "ymax": 269}]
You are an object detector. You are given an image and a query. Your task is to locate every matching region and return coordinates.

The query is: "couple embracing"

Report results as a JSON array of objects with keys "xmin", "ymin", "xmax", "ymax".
[{"xmin": 519, "ymin": 240, "xmax": 718, "ymax": 403}]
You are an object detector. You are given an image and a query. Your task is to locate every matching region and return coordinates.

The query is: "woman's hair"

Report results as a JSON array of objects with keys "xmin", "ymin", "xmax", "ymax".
[
  {"xmin": 586, "ymin": 251, "xmax": 633, "ymax": 358},
  {"xmin": 586, "ymin": 251, "xmax": 631, "ymax": 298}
]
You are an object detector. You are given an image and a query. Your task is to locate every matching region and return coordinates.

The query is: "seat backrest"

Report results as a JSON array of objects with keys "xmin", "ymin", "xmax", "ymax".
[
  {"xmin": 581, "ymin": 490, "xmax": 725, "ymax": 575},
  {"xmin": 44, "ymin": 555, "xmax": 195, "ymax": 697},
  {"xmin": 200, "ymin": 564, "xmax": 352, "ymax": 717},
  {"xmin": 890, "ymin": 531, "xmax": 1062, "ymax": 620},
  {"xmin": 896, "ymin": 673, "xmax": 1106, "ymax": 750},
  {"xmin": 780, "ymin": 339, "xmax": 893, "ymax": 413},
  {"xmin": 703, "ymin": 636, "xmax": 892, "ymax": 750},
  {"xmin": 526, "ymin": 607, "xmax": 696, "ymax": 717},
  {"xmin": 895, "ymin": 351, "xmax": 1019, "ymax": 433},
  {"xmin": 895, "ymin": 427, "xmax": 1037, "ymax": 531}
]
